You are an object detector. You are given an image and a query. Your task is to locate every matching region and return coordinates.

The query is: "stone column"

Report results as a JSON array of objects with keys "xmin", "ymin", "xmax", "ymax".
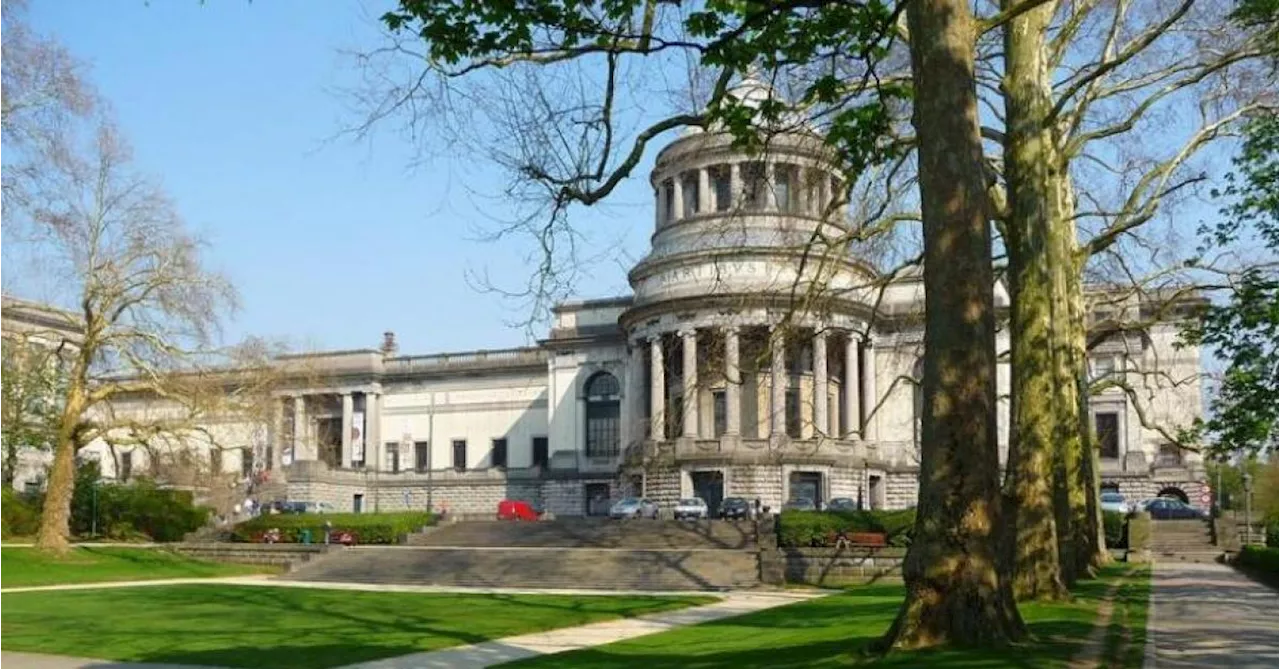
[
  {"xmin": 681, "ymin": 329, "xmax": 698, "ymax": 438},
  {"xmin": 724, "ymin": 326, "xmax": 741, "ymax": 436},
  {"xmin": 341, "ymin": 392, "xmax": 354, "ymax": 468},
  {"xmin": 844, "ymin": 335, "xmax": 860, "ymax": 438},
  {"xmin": 292, "ymin": 394, "xmax": 305, "ymax": 462},
  {"xmin": 697, "ymin": 168, "xmax": 711, "ymax": 214},
  {"xmin": 729, "ymin": 162, "xmax": 742, "ymax": 208},
  {"xmin": 271, "ymin": 397, "xmax": 285, "ymax": 470},
  {"xmin": 650, "ymin": 336, "xmax": 665, "ymax": 440},
  {"xmin": 654, "ymin": 184, "xmax": 662, "ymax": 229},
  {"xmin": 813, "ymin": 330, "xmax": 828, "ymax": 435},
  {"xmin": 861, "ymin": 337, "xmax": 878, "ymax": 439},
  {"xmin": 672, "ymin": 175, "xmax": 684, "ymax": 221},
  {"xmin": 626, "ymin": 343, "xmax": 644, "ymax": 447},
  {"xmin": 770, "ymin": 327, "xmax": 787, "ymax": 438},
  {"xmin": 365, "ymin": 392, "xmax": 381, "ymax": 470}
]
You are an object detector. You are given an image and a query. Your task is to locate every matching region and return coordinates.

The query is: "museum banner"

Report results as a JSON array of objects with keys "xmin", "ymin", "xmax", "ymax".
[{"xmin": 352, "ymin": 411, "xmax": 366, "ymax": 463}]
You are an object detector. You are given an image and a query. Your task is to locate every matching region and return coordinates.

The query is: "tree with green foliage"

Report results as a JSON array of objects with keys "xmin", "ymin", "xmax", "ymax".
[{"xmin": 1, "ymin": 331, "xmax": 70, "ymax": 488}]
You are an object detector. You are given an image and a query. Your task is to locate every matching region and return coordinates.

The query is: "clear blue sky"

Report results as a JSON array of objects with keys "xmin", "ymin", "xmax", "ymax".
[{"xmin": 18, "ymin": 0, "xmax": 656, "ymax": 355}]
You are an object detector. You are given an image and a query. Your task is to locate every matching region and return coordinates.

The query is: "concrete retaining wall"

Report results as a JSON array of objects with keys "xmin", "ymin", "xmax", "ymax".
[
  {"xmin": 763, "ymin": 546, "xmax": 907, "ymax": 586},
  {"xmin": 171, "ymin": 543, "xmax": 335, "ymax": 569}
]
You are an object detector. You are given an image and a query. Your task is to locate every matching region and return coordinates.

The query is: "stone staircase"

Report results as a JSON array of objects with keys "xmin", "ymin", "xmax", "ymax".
[
  {"xmin": 1150, "ymin": 519, "xmax": 1222, "ymax": 563},
  {"xmin": 282, "ymin": 519, "xmax": 763, "ymax": 591}
]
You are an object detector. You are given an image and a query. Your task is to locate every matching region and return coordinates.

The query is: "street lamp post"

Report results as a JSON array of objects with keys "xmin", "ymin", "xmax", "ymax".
[
  {"xmin": 427, "ymin": 392, "xmax": 435, "ymax": 515},
  {"xmin": 1243, "ymin": 471, "xmax": 1254, "ymax": 546}
]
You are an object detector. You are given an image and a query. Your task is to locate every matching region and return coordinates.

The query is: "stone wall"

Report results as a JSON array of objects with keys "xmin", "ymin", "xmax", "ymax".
[
  {"xmin": 171, "ymin": 543, "xmax": 333, "ymax": 569},
  {"xmin": 829, "ymin": 465, "xmax": 863, "ymax": 501},
  {"xmin": 776, "ymin": 546, "xmax": 906, "ymax": 586},
  {"xmin": 729, "ymin": 465, "xmax": 784, "ymax": 511},
  {"xmin": 884, "ymin": 469, "xmax": 919, "ymax": 510},
  {"xmin": 644, "ymin": 467, "xmax": 682, "ymax": 507}
]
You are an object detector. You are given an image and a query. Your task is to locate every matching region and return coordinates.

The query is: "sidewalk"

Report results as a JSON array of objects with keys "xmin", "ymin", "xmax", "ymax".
[
  {"xmin": 340, "ymin": 590, "xmax": 823, "ymax": 668},
  {"xmin": 1144, "ymin": 560, "xmax": 1279, "ymax": 668}
]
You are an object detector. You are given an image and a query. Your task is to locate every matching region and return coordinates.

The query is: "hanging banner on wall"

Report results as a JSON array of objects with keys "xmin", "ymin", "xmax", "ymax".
[{"xmin": 351, "ymin": 411, "xmax": 366, "ymax": 463}]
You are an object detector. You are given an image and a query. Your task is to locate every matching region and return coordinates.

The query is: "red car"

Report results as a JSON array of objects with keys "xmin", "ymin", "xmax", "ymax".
[{"xmin": 497, "ymin": 499, "xmax": 539, "ymax": 521}]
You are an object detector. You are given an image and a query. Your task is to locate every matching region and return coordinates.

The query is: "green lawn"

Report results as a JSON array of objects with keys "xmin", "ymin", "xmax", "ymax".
[
  {"xmin": 0, "ymin": 584, "xmax": 713, "ymax": 669},
  {"xmin": 508, "ymin": 565, "xmax": 1148, "ymax": 668},
  {"xmin": 1, "ymin": 547, "xmax": 274, "ymax": 587},
  {"xmin": 1101, "ymin": 564, "xmax": 1152, "ymax": 669}
]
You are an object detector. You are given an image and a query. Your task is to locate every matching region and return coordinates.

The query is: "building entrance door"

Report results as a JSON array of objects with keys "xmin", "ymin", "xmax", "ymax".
[
  {"xmin": 789, "ymin": 471, "xmax": 823, "ymax": 507},
  {"xmin": 691, "ymin": 471, "xmax": 724, "ymax": 516},
  {"xmin": 584, "ymin": 483, "xmax": 611, "ymax": 516}
]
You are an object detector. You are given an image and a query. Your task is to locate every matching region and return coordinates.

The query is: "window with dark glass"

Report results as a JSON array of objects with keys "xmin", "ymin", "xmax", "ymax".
[
  {"xmin": 452, "ymin": 439, "xmax": 467, "ymax": 471},
  {"xmin": 1157, "ymin": 443, "xmax": 1181, "ymax": 466},
  {"xmin": 662, "ymin": 179, "xmax": 675, "ymax": 222},
  {"xmin": 1096, "ymin": 412, "xmax": 1120, "ymax": 459},
  {"xmin": 713, "ymin": 390, "xmax": 727, "ymax": 437},
  {"xmin": 584, "ymin": 372, "xmax": 621, "ymax": 457},
  {"xmin": 773, "ymin": 165, "xmax": 792, "ymax": 211},
  {"xmin": 210, "ymin": 448, "xmax": 223, "ymax": 475},
  {"xmin": 743, "ymin": 163, "xmax": 766, "ymax": 209},
  {"xmin": 532, "ymin": 436, "xmax": 549, "ymax": 467},
  {"xmin": 713, "ymin": 168, "xmax": 732, "ymax": 211},
  {"xmin": 492, "ymin": 438, "xmax": 508, "ymax": 468},
  {"xmin": 387, "ymin": 443, "xmax": 400, "ymax": 473},
  {"xmin": 120, "ymin": 451, "xmax": 133, "ymax": 481},
  {"xmin": 414, "ymin": 441, "xmax": 429, "ymax": 472},
  {"xmin": 241, "ymin": 447, "xmax": 253, "ymax": 478},
  {"xmin": 681, "ymin": 172, "xmax": 699, "ymax": 216},
  {"xmin": 785, "ymin": 389, "xmax": 801, "ymax": 438}
]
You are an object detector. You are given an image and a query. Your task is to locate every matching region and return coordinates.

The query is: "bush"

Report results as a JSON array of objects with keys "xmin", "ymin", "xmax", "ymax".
[
  {"xmin": 1233, "ymin": 545, "xmax": 1279, "ymax": 588},
  {"xmin": 94, "ymin": 479, "xmax": 210, "ymax": 542},
  {"xmin": 1103, "ymin": 511, "xmax": 1127, "ymax": 549},
  {"xmin": 778, "ymin": 509, "xmax": 915, "ymax": 548},
  {"xmin": 2, "ymin": 487, "xmax": 41, "ymax": 538},
  {"xmin": 231, "ymin": 512, "xmax": 434, "ymax": 545}
]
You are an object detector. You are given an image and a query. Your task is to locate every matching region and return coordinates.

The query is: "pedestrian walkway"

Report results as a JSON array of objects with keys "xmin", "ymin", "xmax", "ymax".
[
  {"xmin": 0, "ymin": 651, "xmax": 212, "ymax": 669},
  {"xmin": 1144, "ymin": 560, "xmax": 1278, "ymax": 668},
  {"xmin": 340, "ymin": 590, "xmax": 823, "ymax": 668}
]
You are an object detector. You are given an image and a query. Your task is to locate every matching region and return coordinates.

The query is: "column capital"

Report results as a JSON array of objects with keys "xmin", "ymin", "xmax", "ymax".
[{"xmin": 678, "ymin": 327, "xmax": 697, "ymax": 339}]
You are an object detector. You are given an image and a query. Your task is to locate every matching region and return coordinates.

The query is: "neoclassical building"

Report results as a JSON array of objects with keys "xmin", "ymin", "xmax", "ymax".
[{"xmin": 5, "ymin": 78, "xmax": 1211, "ymax": 515}]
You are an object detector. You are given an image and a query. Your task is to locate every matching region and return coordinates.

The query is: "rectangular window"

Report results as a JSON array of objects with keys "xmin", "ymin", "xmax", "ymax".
[
  {"xmin": 387, "ymin": 443, "xmax": 400, "ymax": 473},
  {"xmin": 414, "ymin": 441, "xmax": 429, "ymax": 472},
  {"xmin": 713, "ymin": 168, "xmax": 732, "ymax": 211},
  {"xmin": 662, "ymin": 179, "xmax": 675, "ymax": 223},
  {"xmin": 452, "ymin": 439, "xmax": 467, "ymax": 471},
  {"xmin": 1157, "ymin": 443, "xmax": 1182, "ymax": 467},
  {"xmin": 210, "ymin": 448, "xmax": 223, "ymax": 475},
  {"xmin": 586, "ymin": 404, "xmax": 620, "ymax": 457},
  {"xmin": 713, "ymin": 391, "xmax": 727, "ymax": 437},
  {"xmin": 120, "ymin": 451, "xmax": 133, "ymax": 482},
  {"xmin": 241, "ymin": 447, "xmax": 253, "ymax": 479},
  {"xmin": 1096, "ymin": 412, "xmax": 1120, "ymax": 459},
  {"xmin": 1091, "ymin": 356, "xmax": 1117, "ymax": 381},
  {"xmin": 743, "ymin": 163, "xmax": 766, "ymax": 210},
  {"xmin": 868, "ymin": 475, "xmax": 883, "ymax": 510},
  {"xmin": 492, "ymin": 438, "xmax": 508, "ymax": 468},
  {"xmin": 532, "ymin": 436, "xmax": 549, "ymax": 468},
  {"xmin": 681, "ymin": 172, "xmax": 700, "ymax": 216},
  {"xmin": 785, "ymin": 389, "xmax": 801, "ymax": 438},
  {"xmin": 773, "ymin": 166, "xmax": 792, "ymax": 212}
]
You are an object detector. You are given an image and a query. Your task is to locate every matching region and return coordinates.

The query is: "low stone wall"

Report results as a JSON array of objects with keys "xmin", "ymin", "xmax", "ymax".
[
  {"xmin": 171, "ymin": 543, "xmax": 336, "ymax": 570},
  {"xmin": 764, "ymin": 546, "xmax": 907, "ymax": 586}
]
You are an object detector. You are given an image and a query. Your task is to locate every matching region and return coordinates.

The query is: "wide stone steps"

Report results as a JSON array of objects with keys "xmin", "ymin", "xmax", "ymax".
[
  {"xmin": 1149, "ymin": 519, "xmax": 1219, "ymax": 562},
  {"xmin": 407, "ymin": 519, "xmax": 759, "ymax": 550},
  {"xmin": 284, "ymin": 545, "xmax": 761, "ymax": 591}
]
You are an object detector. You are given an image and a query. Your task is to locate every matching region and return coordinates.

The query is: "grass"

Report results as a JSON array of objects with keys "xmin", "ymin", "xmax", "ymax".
[
  {"xmin": 1, "ymin": 546, "xmax": 274, "ymax": 587},
  {"xmin": 508, "ymin": 565, "xmax": 1148, "ymax": 668},
  {"xmin": 1100, "ymin": 564, "xmax": 1151, "ymax": 669},
  {"xmin": 0, "ymin": 584, "xmax": 713, "ymax": 669}
]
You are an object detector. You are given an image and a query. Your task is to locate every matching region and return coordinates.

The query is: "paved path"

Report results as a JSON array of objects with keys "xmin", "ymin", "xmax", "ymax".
[
  {"xmin": 341, "ymin": 590, "xmax": 823, "ymax": 668},
  {"xmin": 0, "ymin": 652, "xmax": 213, "ymax": 669},
  {"xmin": 1144, "ymin": 560, "xmax": 1278, "ymax": 668}
]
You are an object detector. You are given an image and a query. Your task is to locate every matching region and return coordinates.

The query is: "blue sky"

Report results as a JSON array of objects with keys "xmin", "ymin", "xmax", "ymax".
[{"xmin": 15, "ymin": 0, "xmax": 656, "ymax": 355}]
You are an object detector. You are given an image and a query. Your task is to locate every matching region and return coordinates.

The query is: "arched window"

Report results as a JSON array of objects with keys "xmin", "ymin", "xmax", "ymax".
[
  {"xmin": 911, "ymin": 358, "xmax": 924, "ymax": 450},
  {"xmin": 584, "ymin": 372, "xmax": 621, "ymax": 458}
]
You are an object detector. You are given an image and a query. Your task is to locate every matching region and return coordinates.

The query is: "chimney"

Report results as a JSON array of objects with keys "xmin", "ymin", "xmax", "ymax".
[{"xmin": 381, "ymin": 331, "xmax": 398, "ymax": 356}]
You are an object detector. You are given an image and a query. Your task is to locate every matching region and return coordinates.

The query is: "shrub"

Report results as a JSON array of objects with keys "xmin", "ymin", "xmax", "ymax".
[
  {"xmin": 1233, "ymin": 545, "xmax": 1279, "ymax": 588},
  {"xmin": 231, "ymin": 512, "xmax": 434, "ymax": 545},
  {"xmin": 1, "ymin": 487, "xmax": 41, "ymax": 538},
  {"xmin": 1103, "ymin": 511, "xmax": 1127, "ymax": 549},
  {"xmin": 92, "ymin": 479, "xmax": 210, "ymax": 542},
  {"xmin": 778, "ymin": 509, "xmax": 915, "ymax": 548}
]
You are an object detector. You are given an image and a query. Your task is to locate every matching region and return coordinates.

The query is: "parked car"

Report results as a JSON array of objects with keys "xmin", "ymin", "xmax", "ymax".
[
  {"xmin": 783, "ymin": 497, "xmax": 817, "ymax": 512},
  {"xmin": 1100, "ymin": 492, "xmax": 1130, "ymax": 515},
  {"xmin": 609, "ymin": 497, "xmax": 659, "ymax": 520},
  {"xmin": 497, "ymin": 499, "xmax": 540, "ymax": 521},
  {"xmin": 272, "ymin": 501, "xmax": 333, "ymax": 514},
  {"xmin": 719, "ymin": 497, "xmax": 751, "ymax": 520},
  {"xmin": 673, "ymin": 497, "xmax": 709, "ymax": 521},
  {"xmin": 1145, "ymin": 498, "xmax": 1208, "ymax": 520},
  {"xmin": 827, "ymin": 497, "xmax": 858, "ymax": 512}
]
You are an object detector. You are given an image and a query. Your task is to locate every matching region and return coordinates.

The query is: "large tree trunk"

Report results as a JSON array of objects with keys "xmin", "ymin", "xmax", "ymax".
[
  {"xmin": 34, "ymin": 372, "xmax": 85, "ymax": 554},
  {"xmin": 880, "ymin": 0, "xmax": 1024, "ymax": 648},
  {"xmin": 1001, "ymin": 0, "xmax": 1068, "ymax": 601}
]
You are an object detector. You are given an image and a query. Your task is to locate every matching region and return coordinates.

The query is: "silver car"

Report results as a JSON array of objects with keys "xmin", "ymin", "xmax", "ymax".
[
  {"xmin": 609, "ymin": 497, "xmax": 659, "ymax": 519},
  {"xmin": 673, "ymin": 497, "xmax": 709, "ymax": 521},
  {"xmin": 1099, "ymin": 492, "xmax": 1130, "ymax": 515}
]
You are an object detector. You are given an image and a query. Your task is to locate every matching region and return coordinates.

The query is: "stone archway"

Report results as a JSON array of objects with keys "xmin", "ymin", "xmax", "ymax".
[{"xmin": 1156, "ymin": 486, "xmax": 1189, "ymax": 504}]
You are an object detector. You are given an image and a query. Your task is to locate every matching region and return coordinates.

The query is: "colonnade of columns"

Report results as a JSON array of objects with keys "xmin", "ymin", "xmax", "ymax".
[
  {"xmin": 272, "ymin": 390, "xmax": 382, "ymax": 470},
  {"xmin": 655, "ymin": 160, "xmax": 844, "ymax": 226},
  {"xmin": 632, "ymin": 326, "xmax": 877, "ymax": 443}
]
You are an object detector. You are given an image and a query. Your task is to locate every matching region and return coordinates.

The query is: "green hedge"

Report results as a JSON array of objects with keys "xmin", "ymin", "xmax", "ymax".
[
  {"xmin": 1103, "ymin": 511, "xmax": 1127, "ymax": 549},
  {"xmin": 2, "ymin": 487, "xmax": 42, "ymax": 538},
  {"xmin": 1234, "ymin": 545, "xmax": 1279, "ymax": 588},
  {"xmin": 778, "ymin": 509, "xmax": 916, "ymax": 548},
  {"xmin": 231, "ymin": 512, "xmax": 434, "ymax": 545}
]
